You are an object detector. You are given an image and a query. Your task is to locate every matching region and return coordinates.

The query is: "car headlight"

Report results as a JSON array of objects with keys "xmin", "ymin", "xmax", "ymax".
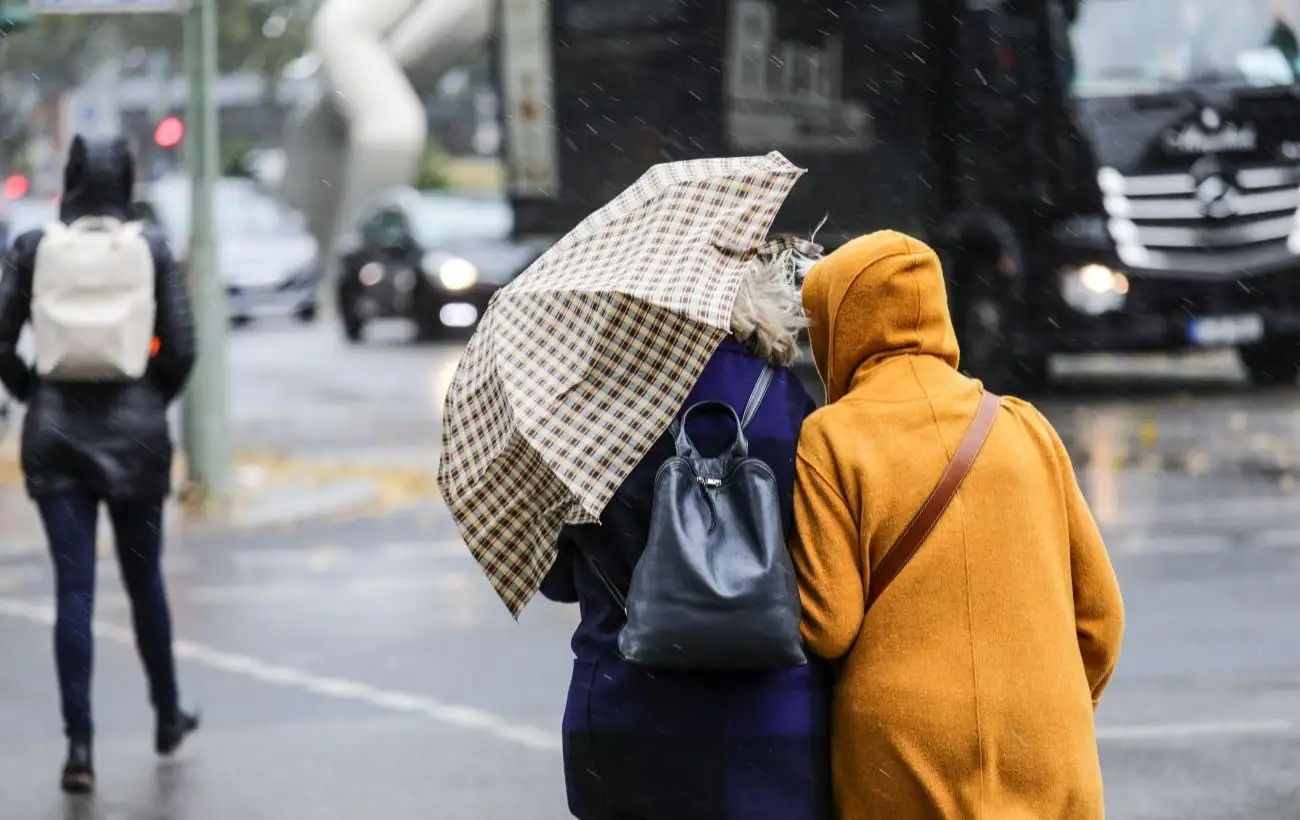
[
  {"xmin": 1060, "ymin": 263, "xmax": 1129, "ymax": 316},
  {"xmin": 423, "ymin": 252, "xmax": 478, "ymax": 291}
]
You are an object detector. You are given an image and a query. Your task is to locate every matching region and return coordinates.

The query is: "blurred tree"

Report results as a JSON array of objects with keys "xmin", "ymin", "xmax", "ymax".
[
  {"xmin": 221, "ymin": 136, "xmax": 255, "ymax": 177},
  {"xmin": 2, "ymin": 0, "xmax": 311, "ymax": 96},
  {"xmin": 414, "ymin": 145, "xmax": 450, "ymax": 190}
]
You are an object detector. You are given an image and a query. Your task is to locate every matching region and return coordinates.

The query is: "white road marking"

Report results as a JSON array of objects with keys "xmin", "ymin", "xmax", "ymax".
[
  {"xmin": 0, "ymin": 596, "xmax": 561, "ymax": 752},
  {"xmin": 1096, "ymin": 719, "xmax": 1295, "ymax": 742},
  {"xmin": 1, "ymin": 596, "xmax": 1292, "ymax": 753}
]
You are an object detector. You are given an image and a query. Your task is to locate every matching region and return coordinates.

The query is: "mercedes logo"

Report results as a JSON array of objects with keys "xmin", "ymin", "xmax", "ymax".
[
  {"xmin": 1194, "ymin": 174, "xmax": 1237, "ymax": 218},
  {"xmin": 1195, "ymin": 176, "xmax": 1227, "ymax": 202}
]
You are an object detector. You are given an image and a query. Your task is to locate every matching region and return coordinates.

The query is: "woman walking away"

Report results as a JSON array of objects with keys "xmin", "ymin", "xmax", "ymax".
[
  {"xmin": 0, "ymin": 134, "xmax": 201, "ymax": 794},
  {"xmin": 539, "ymin": 248, "xmax": 833, "ymax": 820},
  {"xmin": 791, "ymin": 230, "xmax": 1124, "ymax": 819}
]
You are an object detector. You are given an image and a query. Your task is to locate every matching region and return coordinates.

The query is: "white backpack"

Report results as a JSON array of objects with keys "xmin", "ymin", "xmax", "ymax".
[{"xmin": 31, "ymin": 216, "xmax": 157, "ymax": 382}]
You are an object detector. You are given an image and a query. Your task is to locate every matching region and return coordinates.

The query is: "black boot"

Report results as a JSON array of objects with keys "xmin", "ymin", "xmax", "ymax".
[
  {"xmin": 61, "ymin": 739, "xmax": 94, "ymax": 794},
  {"xmin": 155, "ymin": 708, "xmax": 200, "ymax": 757}
]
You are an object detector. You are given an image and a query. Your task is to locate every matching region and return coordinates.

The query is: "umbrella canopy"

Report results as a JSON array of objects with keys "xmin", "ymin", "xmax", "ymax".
[{"xmin": 437, "ymin": 151, "xmax": 811, "ymax": 616}]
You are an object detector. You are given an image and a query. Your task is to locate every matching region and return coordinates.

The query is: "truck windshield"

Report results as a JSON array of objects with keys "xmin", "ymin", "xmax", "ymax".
[{"xmin": 1070, "ymin": 0, "xmax": 1300, "ymax": 96}]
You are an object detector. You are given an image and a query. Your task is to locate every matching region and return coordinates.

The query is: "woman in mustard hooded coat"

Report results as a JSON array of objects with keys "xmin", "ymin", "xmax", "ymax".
[{"xmin": 791, "ymin": 230, "xmax": 1125, "ymax": 819}]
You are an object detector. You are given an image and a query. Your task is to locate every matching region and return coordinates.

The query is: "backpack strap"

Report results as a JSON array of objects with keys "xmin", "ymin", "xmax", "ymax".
[
  {"xmin": 866, "ymin": 390, "xmax": 1001, "ymax": 609},
  {"xmin": 739, "ymin": 365, "xmax": 775, "ymax": 430},
  {"xmin": 670, "ymin": 363, "xmax": 775, "ymax": 439},
  {"xmin": 583, "ymin": 552, "xmax": 629, "ymax": 614}
]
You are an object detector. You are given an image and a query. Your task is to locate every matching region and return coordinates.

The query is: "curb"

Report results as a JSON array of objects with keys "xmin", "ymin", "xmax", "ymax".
[
  {"xmin": 0, "ymin": 447, "xmax": 440, "ymax": 540},
  {"xmin": 207, "ymin": 454, "xmax": 440, "ymax": 530}
]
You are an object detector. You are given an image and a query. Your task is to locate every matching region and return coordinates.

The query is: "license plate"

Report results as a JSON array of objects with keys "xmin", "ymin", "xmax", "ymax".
[{"xmin": 1187, "ymin": 313, "xmax": 1264, "ymax": 346}]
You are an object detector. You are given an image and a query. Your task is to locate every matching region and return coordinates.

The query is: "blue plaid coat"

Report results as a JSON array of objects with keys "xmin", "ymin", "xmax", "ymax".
[{"xmin": 541, "ymin": 339, "xmax": 832, "ymax": 820}]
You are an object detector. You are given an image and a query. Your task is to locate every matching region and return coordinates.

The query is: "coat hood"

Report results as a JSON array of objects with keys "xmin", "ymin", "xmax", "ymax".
[
  {"xmin": 802, "ymin": 230, "xmax": 960, "ymax": 402},
  {"xmin": 59, "ymin": 134, "xmax": 135, "ymax": 223}
]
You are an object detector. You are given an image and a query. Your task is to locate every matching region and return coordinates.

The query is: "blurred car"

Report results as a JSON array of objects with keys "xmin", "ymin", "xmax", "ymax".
[
  {"xmin": 0, "ymin": 198, "xmax": 55, "ymax": 433},
  {"xmin": 0, "ymin": 197, "xmax": 59, "ymax": 251},
  {"xmin": 133, "ymin": 175, "xmax": 321, "ymax": 326},
  {"xmin": 335, "ymin": 188, "xmax": 539, "ymax": 342}
]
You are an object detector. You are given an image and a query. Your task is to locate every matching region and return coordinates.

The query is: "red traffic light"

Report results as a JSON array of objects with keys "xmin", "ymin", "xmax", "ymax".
[
  {"xmin": 154, "ymin": 116, "xmax": 185, "ymax": 149},
  {"xmin": 3, "ymin": 174, "xmax": 29, "ymax": 199}
]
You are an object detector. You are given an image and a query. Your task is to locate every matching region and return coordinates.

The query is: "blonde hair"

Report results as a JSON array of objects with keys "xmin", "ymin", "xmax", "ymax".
[{"xmin": 730, "ymin": 246, "xmax": 819, "ymax": 367}]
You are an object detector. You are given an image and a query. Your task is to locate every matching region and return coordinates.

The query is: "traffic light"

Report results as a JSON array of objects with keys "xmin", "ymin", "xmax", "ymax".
[
  {"xmin": 0, "ymin": 2, "xmax": 34, "ymax": 35},
  {"xmin": 3, "ymin": 174, "xmax": 29, "ymax": 199},
  {"xmin": 154, "ymin": 116, "xmax": 185, "ymax": 149}
]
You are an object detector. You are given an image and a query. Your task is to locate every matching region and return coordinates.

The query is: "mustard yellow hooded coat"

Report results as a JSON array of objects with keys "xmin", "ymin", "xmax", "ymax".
[{"xmin": 792, "ymin": 231, "xmax": 1124, "ymax": 820}]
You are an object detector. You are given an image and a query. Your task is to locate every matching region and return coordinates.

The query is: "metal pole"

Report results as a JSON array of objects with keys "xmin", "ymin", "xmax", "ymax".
[{"xmin": 180, "ymin": 0, "xmax": 230, "ymax": 504}]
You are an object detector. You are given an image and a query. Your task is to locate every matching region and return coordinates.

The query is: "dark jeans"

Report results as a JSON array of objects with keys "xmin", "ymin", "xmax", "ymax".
[{"xmin": 37, "ymin": 490, "xmax": 180, "ymax": 741}]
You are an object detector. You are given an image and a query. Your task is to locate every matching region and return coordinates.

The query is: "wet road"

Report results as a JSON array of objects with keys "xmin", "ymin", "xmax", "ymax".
[
  {"xmin": 220, "ymin": 318, "xmax": 460, "ymax": 465},
  {"xmin": 2, "ymin": 320, "xmax": 1300, "ymax": 819}
]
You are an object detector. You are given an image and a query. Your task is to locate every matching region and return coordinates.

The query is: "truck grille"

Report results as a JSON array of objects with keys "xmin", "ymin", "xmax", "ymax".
[{"xmin": 1099, "ymin": 165, "xmax": 1300, "ymax": 276}]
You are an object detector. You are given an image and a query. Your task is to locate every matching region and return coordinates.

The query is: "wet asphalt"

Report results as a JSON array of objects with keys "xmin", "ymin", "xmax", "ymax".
[{"xmin": 1, "ymin": 321, "xmax": 1299, "ymax": 819}]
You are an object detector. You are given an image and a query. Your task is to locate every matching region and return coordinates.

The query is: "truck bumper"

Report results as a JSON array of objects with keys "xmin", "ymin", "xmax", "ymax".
[{"xmin": 1050, "ymin": 268, "xmax": 1300, "ymax": 354}]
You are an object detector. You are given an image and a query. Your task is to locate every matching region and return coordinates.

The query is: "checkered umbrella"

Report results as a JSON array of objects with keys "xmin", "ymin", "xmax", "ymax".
[{"xmin": 436, "ymin": 151, "xmax": 811, "ymax": 617}]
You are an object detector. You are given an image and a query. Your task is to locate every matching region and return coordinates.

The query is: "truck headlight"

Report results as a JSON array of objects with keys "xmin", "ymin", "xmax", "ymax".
[
  {"xmin": 423, "ymin": 252, "xmax": 478, "ymax": 291},
  {"xmin": 1060, "ymin": 263, "xmax": 1128, "ymax": 316}
]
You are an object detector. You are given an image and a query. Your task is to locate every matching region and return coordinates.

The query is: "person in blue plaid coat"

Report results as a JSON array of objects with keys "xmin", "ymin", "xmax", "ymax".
[{"xmin": 540, "ymin": 251, "xmax": 832, "ymax": 820}]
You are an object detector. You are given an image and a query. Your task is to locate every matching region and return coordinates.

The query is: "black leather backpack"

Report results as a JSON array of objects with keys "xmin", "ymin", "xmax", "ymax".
[{"xmin": 589, "ymin": 366, "xmax": 807, "ymax": 670}]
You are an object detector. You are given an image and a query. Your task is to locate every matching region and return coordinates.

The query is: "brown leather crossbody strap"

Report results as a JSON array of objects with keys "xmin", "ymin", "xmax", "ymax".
[{"xmin": 866, "ymin": 390, "xmax": 1002, "ymax": 609}]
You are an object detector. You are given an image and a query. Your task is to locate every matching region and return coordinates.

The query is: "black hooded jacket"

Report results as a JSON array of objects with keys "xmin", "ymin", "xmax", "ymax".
[{"xmin": 0, "ymin": 135, "xmax": 196, "ymax": 499}]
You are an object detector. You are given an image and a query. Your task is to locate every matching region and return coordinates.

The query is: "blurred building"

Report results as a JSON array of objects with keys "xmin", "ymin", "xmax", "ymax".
[{"xmin": 4, "ymin": 43, "xmax": 497, "ymax": 194}]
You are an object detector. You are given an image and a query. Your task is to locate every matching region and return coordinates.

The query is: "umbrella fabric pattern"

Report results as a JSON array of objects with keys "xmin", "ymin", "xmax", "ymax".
[{"xmin": 437, "ymin": 151, "xmax": 813, "ymax": 616}]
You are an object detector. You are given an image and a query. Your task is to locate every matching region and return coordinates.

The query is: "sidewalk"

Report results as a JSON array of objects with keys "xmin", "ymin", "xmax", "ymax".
[
  {"xmin": 0, "ymin": 423, "xmax": 440, "ymax": 558},
  {"xmin": 0, "ymin": 320, "xmax": 453, "ymax": 555}
]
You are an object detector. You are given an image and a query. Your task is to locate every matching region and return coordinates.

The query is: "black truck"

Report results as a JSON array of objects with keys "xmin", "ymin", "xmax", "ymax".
[{"xmin": 496, "ymin": 0, "xmax": 1300, "ymax": 391}]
